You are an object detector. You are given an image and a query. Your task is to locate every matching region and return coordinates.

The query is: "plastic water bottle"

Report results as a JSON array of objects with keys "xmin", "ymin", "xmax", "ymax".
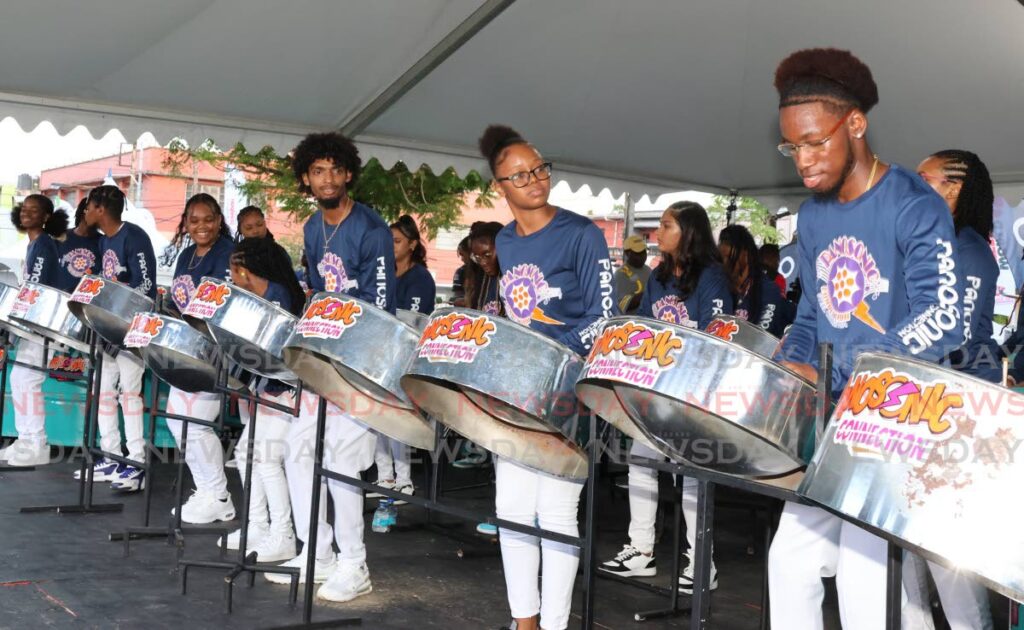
[
  {"xmin": 385, "ymin": 500, "xmax": 398, "ymax": 528},
  {"xmin": 371, "ymin": 500, "xmax": 392, "ymax": 533}
]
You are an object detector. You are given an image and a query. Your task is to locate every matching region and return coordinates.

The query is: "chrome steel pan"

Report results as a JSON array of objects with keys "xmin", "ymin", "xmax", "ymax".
[
  {"xmin": 68, "ymin": 275, "xmax": 155, "ymax": 347},
  {"xmin": 800, "ymin": 352, "xmax": 1024, "ymax": 603},
  {"xmin": 10, "ymin": 282, "xmax": 90, "ymax": 353},
  {"xmin": 396, "ymin": 309, "xmax": 429, "ymax": 332},
  {"xmin": 704, "ymin": 314, "xmax": 780, "ymax": 359},
  {"xmin": 124, "ymin": 311, "xmax": 241, "ymax": 393},
  {"xmin": 583, "ymin": 316, "xmax": 817, "ymax": 477},
  {"xmin": 401, "ymin": 307, "xmax": 588, "ymax": 479},
  {"xmin": 183, "ymin": 277, "xmax": 299, "ymax": 383},
  {"xmin": 0, "ymin": 280, "xmax": 47, "ymax": 346},
  {"xmin": 282, "ymin": 292, "xmax": 434, "ymax": 450}
]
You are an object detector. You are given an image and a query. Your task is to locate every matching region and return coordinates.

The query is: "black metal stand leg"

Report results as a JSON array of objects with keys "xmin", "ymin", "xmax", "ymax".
[
  {"xmin": 886, "ymin": 541, "xmax": 902, "ymax": 630},
  {"xmin": 759, "ymin": 506, "xmax": 775, "ymax": 630},
  {"xmin": 690, "ymin": 480, "xmax": 715, "ymax": 630},
  {"xmin": 632, "ymin": 484, "xmax": 686, "ymax": 622},
  {"xmin": 20, "ymin": 346, "xmax": 123, "ymax": 514},
  {"xmin": 580, "ymin": 412, "xmax": 598, "ymax": 629}
]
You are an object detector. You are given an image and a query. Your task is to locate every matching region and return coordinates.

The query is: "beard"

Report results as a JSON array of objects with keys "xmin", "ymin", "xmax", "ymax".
[
  {"xmin": 317, "ymin": 194, "xmax": 343, "ymax": 210},
  {"xmin": 813, "ymin": 145, "xmax": 856, "ymax": 201}
]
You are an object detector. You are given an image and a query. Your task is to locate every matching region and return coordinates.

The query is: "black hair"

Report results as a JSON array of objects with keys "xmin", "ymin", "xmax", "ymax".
[
  {"xmin": 759, "ymin": 243, "xmax": 781, "ymax": 277},
  {"xmin": 230, "ymin": 236, "xmax": 306, "ymax": 317},
  {"xmin": 457, "ymin": 236, "xmax": 471, "ymax": 255},
  {"xmin": 929, "ymin": 149, "xmax": 994, "ymax": 237},
  {"xmin": 87, "ymin": 185, "xmax": 126, "ymax": 221},
  {"xmin": 11, "ymin": 194, "xmax": 69, "ymax": 237},
  {"xmin": 290, "ymin": 132, "xmax": 362, "ymax": 195},
  {"xmin": 719, "ymin": 224, "xmax": 764, "ymax": 323},
  {"xmin": 477, "ymin": 125, "xmax": 529, "ymax": 175},
  {"xmin": 161, "ymin": 193, "xmax": 232, "ymax": 266},
  {"xmin": 464, "ymin": 221, "xmax": 505, "ymax": 312},
  {"xmin": 390, "ymin": 214, "xmax": 427, "ymax": 267},
  {"xmin": 774, "ymin": 48, "xmax": 879, "ymax": 116},
  {"xmin": 655, "ymin": 201, "xmax": 721, "ymax": 301},
  {"xmin": 235, "ymin": 205, "xmax": 274, "ymax": 242}
]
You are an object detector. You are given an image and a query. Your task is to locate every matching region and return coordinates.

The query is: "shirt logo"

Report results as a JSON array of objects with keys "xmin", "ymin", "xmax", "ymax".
[
  {"xmin": 171, "ymin": 275, "xmax": 196, "ymax": 311},
  {"xmin": 318, "ymin": 252, "xmax": 357, "ymax": 293},
  {"xmin": 816, "ymin": 236, "xmax": 888, "ymax": 333},
  {"xmin": 102, "ymin": 250, "xmax": 124, "ymax": 280},
  {"xmin": 500, "ymin": 263, "xmax": 564, "ymax": 326},
  {"xmin": 651, "ymin": 295, "xmax": 695, "ymax": 327},
  {"xmin": 483, "ymin": 300, "xmax": 502, "ymax": 316},
  {"xmin": 62, "ymin": 248, "xmax": 95, "ymax": 279}
]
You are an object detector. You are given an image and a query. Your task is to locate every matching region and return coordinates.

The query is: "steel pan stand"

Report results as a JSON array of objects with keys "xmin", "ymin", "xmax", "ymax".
[
  {"xmin": 111, "ymin": 368, "xmax": 235, "ymax": 552},
  {"xmin": 177, "ymin": 380, "xmax": 305, "ymax": 614},
  {"xmin": 19, "ymin": 338, "xmax": 124, "ymax": 514}
]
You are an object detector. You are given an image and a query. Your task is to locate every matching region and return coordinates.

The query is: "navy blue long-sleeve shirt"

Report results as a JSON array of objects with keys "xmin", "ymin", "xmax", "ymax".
[
  {"xmin": 57, "ymin": 230, "xmax": 101, "ymax": 293},
  {"xmin": 24, "ymin": 233, "xmax": 62, "ymax": 290},
  {"xmin": 100, "ymin": 221, "xmax": 157, "ymax": 300},
  {"xmin": 302, "ymin": 202, "xmax": 396, "ymax": 314},
  {"xmin": 778, "ymin": 165, "xmax": 964, "ymax": 396},
  {"xmin": 170, "ymin": 236, "xmax": 234, "ymax": 312},
  {"xmin": 496, "ymin": 208, "xmax": 617, "ymax": 356},
  {"xmin": 949, "ymin": 226, "xmax": 1000, "ymax": 382},
  {"xmin": 639, "ymin": 263, "xmax": 733, "ymax": 330},
  {"xmin": 396, "ymin": 264, "xmax": 436, "ymax": 315},
  {"xmin": 735, "ymin": 273, "xmax": 795, "ymax": 338}
]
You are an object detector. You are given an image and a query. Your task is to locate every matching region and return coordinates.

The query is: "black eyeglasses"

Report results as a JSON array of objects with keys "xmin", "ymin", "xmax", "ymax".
[{"xmin": 495, "ymin": 162, "xmax": 553, "ymax": 188}]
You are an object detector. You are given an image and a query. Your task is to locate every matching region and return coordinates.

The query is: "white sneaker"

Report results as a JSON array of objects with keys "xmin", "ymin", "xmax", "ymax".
[
  {"xmin": 253, "ymin": 531, "xmax": 298, "ymax": 563},
  {"xmin": 678, "ymin": 558, "xmax": 718, "ymax": 594},
  {"xmin": 0, "ymin": 440, "xmax": 50, "ymax": 467},
  {"xmin": 391, "ymin": 483, "xmax": 414, "ymax": 506},
  {"xmin": 265, "ymin": 551, "xmax": 336, "ymax": 585},
  {"xmin": 73, "ymin": 458, "xmax": 120, "ymax": 481},
  {"xmin": 366, "ymin": 478, "xmax": 396, "ymax": 499},
  {"xmin": 599, "ymin": 544, "xmax": 657, "ymax": 577},
  {"xmin": 218, "ymin": 524, "xmax": 270, "ymax": 551},
  {"xmin": 175, "ymin": 490, "xmax": 236, "ymax": 524},
  {"xmin": 317, "ymin": 562, "xmax": 372, "ymax": 603}
]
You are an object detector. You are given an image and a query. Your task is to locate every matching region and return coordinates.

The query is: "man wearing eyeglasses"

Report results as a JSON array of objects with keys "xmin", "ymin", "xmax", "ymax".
[{"xmin": 768, "ymin": 48, "xmax": 964, "ymax": 629}]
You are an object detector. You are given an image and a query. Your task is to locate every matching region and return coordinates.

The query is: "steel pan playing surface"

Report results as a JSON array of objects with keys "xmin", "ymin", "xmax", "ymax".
[
  {"xmin": 0, "ymin": 280, "xmax": 47, "ymax": 346},
  {"xmin": 282, "ymin": 292, "xmax": 434, "ymax": 451},
  {"xmin": 10, "ymin": 282, "xmax": 90, "ymax": 353},
  {"xmin": 704, "ymin": 314, "xmax": 780, "ymax": 359},
  {"xmin": 800, "ymin": 352, "xmax": 1024, "ymax": 603},
  {"xmin": 67, "ymin": 275, "xmax": 154, "ymax": 348},
  {"xmin": 583, "ymin": 316, "xmax": 816, "ymax": 477},
  {"xmin": 401, "ymin": 307, "xmax": 588, "ymax": 479},
  {"xmin": 124, "ymin": 311, "xmax": 236, "ymax": 393}
]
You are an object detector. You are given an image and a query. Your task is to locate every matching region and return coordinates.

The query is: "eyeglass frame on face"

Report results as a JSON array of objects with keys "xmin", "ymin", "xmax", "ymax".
[
  {"xmin": 777, "ymin": 109, "xmax": 854, "ymax": 158},
  {"xmin": 471, "ymin": 249, "xmax": 495, "ymax": 265},
  {"xmin": 494, "ymin": 162, "xmax": 553, "ymax": 188}
]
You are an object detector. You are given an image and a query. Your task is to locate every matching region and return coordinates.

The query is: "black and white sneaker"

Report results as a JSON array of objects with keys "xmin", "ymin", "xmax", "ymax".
[
  {"xmin": 599, "ymin": 544, "xmax": 657, "ymax": 577},
  {"xmin": 678, "ymin": 559, "xmax": 718, "ymax": 594}
]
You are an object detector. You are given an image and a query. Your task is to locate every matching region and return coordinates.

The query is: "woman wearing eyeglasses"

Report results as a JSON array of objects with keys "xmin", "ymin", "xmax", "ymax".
[
  {"xmin": 371, "ymin": 215, "xmax": 436, "ymax": 502},
  {"xmin": 478, "ymin": 125, "xmax": 616, "ymax": 630},
  {"xmin": 465, "ymin": 220, "xmax": 505, "ymax": 316}
]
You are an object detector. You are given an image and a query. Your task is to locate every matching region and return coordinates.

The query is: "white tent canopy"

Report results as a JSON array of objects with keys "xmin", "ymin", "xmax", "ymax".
[{"xmin": 2, "ymin": 0, "xmax": 1024, "ymax": 203}]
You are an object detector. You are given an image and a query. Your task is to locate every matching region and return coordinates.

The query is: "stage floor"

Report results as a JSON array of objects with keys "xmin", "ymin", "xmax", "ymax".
[{"xmin": 1, "ymin": 455, "xmax": 978, "ymax": 629}]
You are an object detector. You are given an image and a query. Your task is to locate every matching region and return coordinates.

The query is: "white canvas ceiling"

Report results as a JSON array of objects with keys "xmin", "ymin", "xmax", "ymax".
[{"xmin": 2, "ymin": 0, "xmax": 1023, "ymax": 204}]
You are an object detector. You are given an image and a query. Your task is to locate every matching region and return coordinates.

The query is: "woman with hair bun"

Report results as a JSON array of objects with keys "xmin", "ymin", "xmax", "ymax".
[{"xmin": 478, "ymin": 124, "xmax": 616, "ymax": 630}]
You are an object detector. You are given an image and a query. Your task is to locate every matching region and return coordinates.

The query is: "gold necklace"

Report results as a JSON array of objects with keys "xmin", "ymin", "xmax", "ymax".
[{"xmin": 864, "ymin": 154, "xmax": 880, "ymax": 193}]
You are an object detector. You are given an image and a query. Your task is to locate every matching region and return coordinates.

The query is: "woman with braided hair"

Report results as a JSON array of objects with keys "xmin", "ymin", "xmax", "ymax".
[{"xmin": 218, "ymin": 235, "xmax": 307, "ymax": 562}]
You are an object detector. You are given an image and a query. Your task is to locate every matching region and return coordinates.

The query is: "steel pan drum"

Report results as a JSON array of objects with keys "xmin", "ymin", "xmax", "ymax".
[
  {"xmin": 183, "ymin": 277, "xmax": 299, "ymax": 383},
  {"xmin": 10, "ymin": 282, "xmax": 90, "ymax": 353},
  {"xmin": 282, "ymin": 292, "xmax": 435, "ymax": 450},
  {"xmin": 800, "ymin": 352, "xmax": 1024, "ymax": 602},
  {"xmin": 68, "ymin": 275, "xmax": 155, "ymax": 347},
  {"xmin": 400, "ymin": 307, "xmax": 588, "ymax": 479},
  {"xmin": 583, "ymin": 316, "xmax": 817, "ymax": 477},
  {"xmin": 0, "ymin": 280, "xmax": 47, "ymax": 346},
  {"xmin": 396, "ymin": 309, "xmax": 429, "ymax": 332},
  {"xmin": 705, "ymin": 314, "xmax": 780, "ymax": 359},
  {"xmin": 124, "ymin": 311, "xmax": 239, "ymax": 393}
]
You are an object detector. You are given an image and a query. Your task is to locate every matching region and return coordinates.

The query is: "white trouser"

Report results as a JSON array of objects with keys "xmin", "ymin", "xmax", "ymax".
[
  {"xmin": 768, "ymin": 501, "xmax": 935, "ymax": 630},
  {"xmin": 9, "ymin": 339, "xmax": 47, "ymax": 443},
  {"xmin": 374, "ymin": 436, "xmax": 412, "ymax": 487},
  {"xmin": 97, "ymin": 351, "xmax": 146, "ymax": 463},
  {"xmin": 164, "ymin": 388, "xmax": 226, "ymax": 498},
  {"xmin": 237, "ymin": 388, "xmax": 294, "ymax": 536},
  {"xmin": 285, "ymin": 392, "xmax": 376, "ymax": 564},
  {"xmin": 627, "ymin": 441, "xmax": 698, "ymax": 556},
  {"xmin": 901, "ymin": 552, "xmax": 993, "ymax": 630},
  {"xmin": 495, "ymin": 457, "xmax": 585, "ymax": 630}
]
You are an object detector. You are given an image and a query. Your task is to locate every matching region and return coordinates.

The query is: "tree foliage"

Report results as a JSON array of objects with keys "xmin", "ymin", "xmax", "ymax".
[
  {"xmin": 705, "ymin": 194, "xmax": 781, "ymax": 244},
  {"xmin": 163, "ymin": 140, "xmax": 494, "ymax": 239}
]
